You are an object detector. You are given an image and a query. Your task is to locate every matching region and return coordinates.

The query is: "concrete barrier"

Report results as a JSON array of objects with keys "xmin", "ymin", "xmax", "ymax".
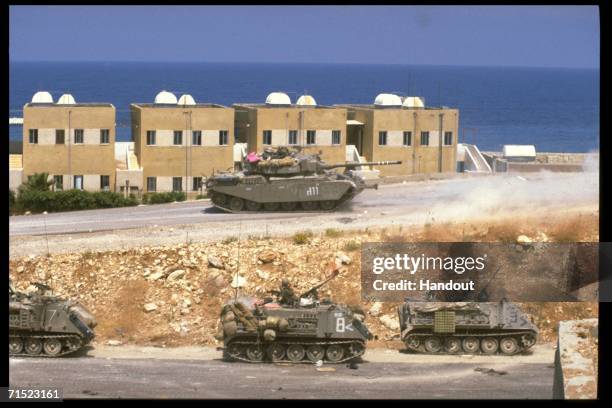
[{"xmin": 553, "ymin": 319, "xmax": 598, "ymax": 399}]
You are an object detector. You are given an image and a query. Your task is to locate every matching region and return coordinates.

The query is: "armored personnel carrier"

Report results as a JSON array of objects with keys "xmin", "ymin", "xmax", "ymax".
[
  {"xmin": 398, "ymin": 300, "xmax": 538, "ymax": 355},
  {"xmin": 216, "ymin": 272, "xmax": 373, "ymax": 363},
  {"xmin": 9, "ymin": 281, "xmax": 97, "ymax": 357},
  {"xmin": 205, "ymin": 147, "xmax": 401, "ymax": 212}
]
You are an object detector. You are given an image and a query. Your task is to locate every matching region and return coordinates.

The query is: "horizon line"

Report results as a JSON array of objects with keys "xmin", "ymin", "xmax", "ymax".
[{"xmin": 9, "ymin": 60, "xmax": 599, "ymax": 71}]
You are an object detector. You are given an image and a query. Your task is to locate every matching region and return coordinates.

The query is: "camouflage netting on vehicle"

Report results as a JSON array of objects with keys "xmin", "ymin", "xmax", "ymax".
[{"xmin": 257, "ymin": 157, "xmax": 298, "ymax": 168}]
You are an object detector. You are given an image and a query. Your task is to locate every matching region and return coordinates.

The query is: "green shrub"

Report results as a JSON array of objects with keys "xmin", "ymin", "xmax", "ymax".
[
  {"xmin": 292, "ymin": 230, "xmax": 314, "ymax": 245},
  {"xmin": 15, "ymin": 189, "xmax": 139, "ymax": 214},
  {"xmin": 343, "ymin": 240, "xmax": 360, "ymax": 252},
  {"xmin": 325, "ymin": 228, "xmax": 342, "ymax": 238},
  {"xmin": 143, "ymin": 192, "xmax": 186, "ymax": 204}
]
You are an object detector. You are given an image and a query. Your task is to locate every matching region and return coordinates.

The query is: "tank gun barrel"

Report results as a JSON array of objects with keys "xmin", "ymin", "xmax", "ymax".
[
  {"xmin": 299, "ymin": 270, "xmax": 339, "ymax": 299},
  {"xmin": 322, "ymin": 160, "xmax": 402, "ymax": 170}
]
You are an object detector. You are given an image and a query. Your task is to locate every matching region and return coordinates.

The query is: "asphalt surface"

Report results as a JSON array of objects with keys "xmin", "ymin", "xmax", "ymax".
[
  {"xmin": 9, "ymin": 355, "xmax": 555, "ymax": 399},
  {"xmin": 8, "ymin": 172, "xmax": 598, "ymax": 237}
]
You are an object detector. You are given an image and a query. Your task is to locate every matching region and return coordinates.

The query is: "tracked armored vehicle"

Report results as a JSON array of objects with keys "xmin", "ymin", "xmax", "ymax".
[
  {"xmin": 9, "ymin": 281, "xmax": 97, "ymax": 357},
  {"xmin": 398, "ymin": 300, "xmax": 538, "ymax": 355},
  {"xmin": 216, "ymin": 273, "xmax": 373, "ymax": 363},
  {"xmin": 205, "ymin": 147, "xmax": 401, "ymax": 212}
]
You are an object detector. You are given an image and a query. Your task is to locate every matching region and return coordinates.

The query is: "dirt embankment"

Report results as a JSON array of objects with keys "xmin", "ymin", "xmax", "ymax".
[{"xmin": 9, "ymin": 212, "xmax": 599, "ymax": 348}]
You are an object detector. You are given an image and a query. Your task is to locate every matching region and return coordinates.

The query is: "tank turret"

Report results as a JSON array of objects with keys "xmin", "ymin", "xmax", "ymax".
[
  {"xmin": 205, "ymin": 147, "xmax": 402, "ymax": 212},
  {"xmin": 9, "ymin": 281, "xmax": 97, "ymax": 357}
]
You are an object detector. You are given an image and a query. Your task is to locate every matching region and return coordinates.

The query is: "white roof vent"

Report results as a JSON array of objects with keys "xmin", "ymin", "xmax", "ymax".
[
  {"xmin": 57, "ymin": 94, "xmax": 76, "ymax": 105},
  {"xmin": 265, "ymin": 92, "xmax": 291, "ymax": 105},
  {"xmin": 374, "ymin": 93, "xmax": 402, "ymax": 107},
  {"xmin": 503, "ymin": 145, "xmax": 536, "ymax": 158},
  {"xmin": 296, "ymin": 95, "xmax": 317, "ymax": 106},
  {"xmin": 31, "ymin": 91, "xmax": 54, "ymax": 104},
  {"xmin": 178, "ymin": 94, "xmax": 196, "ymax": 106},
  {"xmin": 402, "ymin": 96, "xmax": 425, "ymax": 108},
  {"xmin": 154, "ymin": 90, "xmax": 178, "ymax": 104}
]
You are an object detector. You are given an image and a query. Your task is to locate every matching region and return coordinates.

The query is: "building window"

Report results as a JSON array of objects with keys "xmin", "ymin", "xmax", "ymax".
[
  {"xmin": 332, "ymin": 130, "xmax": 341, "ymax": 145},
  {"xmin": 173, "ymin": 130, "xmax": 183, "ymax": 145},
  {"xmin": 53, "ymin": 175, "xmax": 63, "ymax": 191},
  {"xmin": 172, "ymin": 177, "xmax": 182, "ymax": 192},
  {"xmin": 403, "ymin": 131, "xmax": 412, "ymax": 146},
  {"xmin": 219, "ymin": 130, "xmax": 229, "ymax": 145},
  {"xmin": 56, "ymin": 129, "xmax": 65, "ymax": 144},
  {"xmin": 306, "ymin": 130, "xmax": 316, "ymax": 145},
  {"xmin": 100, "ymin": 175, "xmax": 110, "ymax": 191},
  {"xmin": 29, "ymin": 129, "xmax": 38, "ymax": 144},
  {"xmin": 147, "ymin": 177, "xmax": 157, "ymax": 192},
  {"xmin": 146, "ymin": 131, "xmax": 156, "ymax": 145},
  {"xmin": 193, "ymin": 177, "xmax": 202, "ymax": 191},
  {"xmin": 288, "ymin": 130, "xmax": 298, "ymax": 145},
  {"xmin": 263, "ymin": 130, "xmax": 272, "ymax": 145},
  {"xmin": 420, "ymin": 131, "xmax": 430, "ymax": 146},
  {"xmin": 100, "ymin": 129, "xmax": 110, "ymax": 144},
  {"xmin": 444, "ymin": 131, "xmax": 453, "ymax": 146},
  {"xmin": 74, "ymin": 175, "xmax": 84, "ymax": 190},
  {"xmin": 74, "ymin": 129, "xmax": 84, "ymax": 144},
  {"xmin": 192, "ymin": 130, "xmax": 202, "ymax": 146},
  {"xmin": 378, "ymin": 131, "xmax": 387, "ymax": 146}
]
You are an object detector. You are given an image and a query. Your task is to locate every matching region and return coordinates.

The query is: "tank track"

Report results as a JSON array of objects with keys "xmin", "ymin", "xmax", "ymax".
[
  {"xmin": 209, "ymin": 189, "xmax": 358, "ymax": 214},
  {"xmin": 402, "ymin": 331, "xmax": 537, "ymax": 355},
  {"xmin": 223, "ymin": 338, "xmax": 366, "ymax": 364},
  {"xmin": 9, "ymin": 333, "xmax": 85, "ymax": 358}
]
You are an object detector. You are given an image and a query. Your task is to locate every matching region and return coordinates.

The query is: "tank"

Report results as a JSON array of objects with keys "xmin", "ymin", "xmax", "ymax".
[
  {"xmin": 9, "ymin": 281, "xmax": 97, "ymax": 357},
  {"xmin": 398, "ymin": 300, "xmax": 538, "ymax": 355},
  {"xmin": 205, "ymin": 147, "xmax": 401, "ymax": 212},
  {"xmin": 216, "ymin": 272, "xmax": 373, "ymax": 363}
]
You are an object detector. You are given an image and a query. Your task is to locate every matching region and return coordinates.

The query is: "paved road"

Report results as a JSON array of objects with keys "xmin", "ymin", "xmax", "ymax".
[
  {"xmin": 9, "ymin": 356, "xmax": 554, "ymax": 399},
  {"xmin": 8, "ymin": 172, "xmax": 597, "ymax": 237}
]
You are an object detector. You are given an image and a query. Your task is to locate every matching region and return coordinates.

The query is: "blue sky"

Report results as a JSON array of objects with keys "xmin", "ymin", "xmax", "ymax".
[{"xmin": 9, "ymin": 6, "xmax": 599, "ymax": 68}]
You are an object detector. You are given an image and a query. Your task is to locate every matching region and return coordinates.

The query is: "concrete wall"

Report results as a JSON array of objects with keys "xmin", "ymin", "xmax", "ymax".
[
  {"xmin": 9, "ymin": 169, "xmax": 23, "ymax": 191},
  {"xmin": 132, "ymin": 104, "xmax": 235, "ymax": 192},
  {"xmin": 346, "ymin": 106, "xmax": 458, "ymax": 176},
  {"xmin": 235, "ymin": 105, "xmax": 347, "ymax": 164},
  {"xmin": 22, "ymin": 104, "xmax": 116, "ymax": 190}
]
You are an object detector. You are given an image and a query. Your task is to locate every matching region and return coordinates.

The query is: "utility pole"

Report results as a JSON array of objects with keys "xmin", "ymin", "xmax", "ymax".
[
  {"xmin": 438, "ymin": 113, "xmax": 444, "ymax": 173},
  {"xmin": 68, "ymin": 110, "xmax": 72, "ymax": 189}
]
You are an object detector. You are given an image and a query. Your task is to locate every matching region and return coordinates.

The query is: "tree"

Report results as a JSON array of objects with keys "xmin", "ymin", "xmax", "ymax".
[{"xmin": 18, "ymin": 172, "xmax": 53, "ymax": 195}]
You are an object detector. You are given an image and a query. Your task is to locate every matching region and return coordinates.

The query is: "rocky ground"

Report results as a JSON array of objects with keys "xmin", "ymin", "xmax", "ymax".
[{"xmin": 9, "ymin": 211, "xmax": 599, "ymax": 348}]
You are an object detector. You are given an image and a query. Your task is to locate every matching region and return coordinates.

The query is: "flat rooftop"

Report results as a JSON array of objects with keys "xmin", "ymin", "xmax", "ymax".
[
  {"xmin": 336, "ymin": 104, "xmax": 455, "ymax": 110},
  {"xmin": 233, "ymin": 103, "xmax": 340, "ymax": 110},
  {"xmin": 132, "ymin": 103, "xmax": 229, "ymax": 109},
  {"xmin": 25, "ymin": 103, "xmax": 114, "ymax": 108}
]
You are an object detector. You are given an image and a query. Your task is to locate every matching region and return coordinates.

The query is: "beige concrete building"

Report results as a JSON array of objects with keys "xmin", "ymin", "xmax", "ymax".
[
  {"xmin": 22, "ymin": 92, "xmax": 116, "ymax": 191},
  {"xmin": 234, "ymin": 92, "xmax": 347, "ymax": 164},
  {"xmin": 131, "ymin": 91, "xmax": 235, "ymax": 195},
  {"xmin": 338, "ymin": 94, "xmax": 459, "ymax": 177}
]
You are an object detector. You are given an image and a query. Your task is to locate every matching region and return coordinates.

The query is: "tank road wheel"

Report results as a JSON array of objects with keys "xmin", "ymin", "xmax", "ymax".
[
  {"xmin": 24, "ymin": 338, "xmax": 43, "ymax": 355},
  {"xmin": 300, "ymin": 201, "xmax": 319, "ymax": 211},
  {"xmin": 325, "ymin": 345, "xmax": 345, "ymax": 362},
  {"xmin": 424, "ymin": 337, "xmax": 443, "ymax": 353},
  {"xmin": 286, "ymin": 345, "xmax": 306, "ymax": 362},
  {"xmin": 43, "ymin": 338, "xmax": 63, "ymax": 356},
  {"xmin": 319, "ymin": 200, "xmax": 337, "ymax": 211},
  {"xmin": 404, "ymin": 336, "xmax": 421, "ymax": 351},
  {"xmin": 280, "ymin": 202, "xmax": 297, "ymax": 211},
  {"xmin": 245, "ymin": 344, "xmax": 264, "ymax": 362},
  {"xmin": 267, "ymin": 344, "xmax": 286, "ymax": 362},
  {"xmin": 500, "ymin": 337, "xmax": 520, "ymax": 355},
  {"xmin": 245, "ymin": 200, "xmax": 261, "ymax": 211},
  {"xmin": 461, "ymin": 337, "xmax": 480, "ymax": 354},
  {"xmin": 9, "ymin": 337, "xmax": 23, "ymax": 355},
  {"xmin": 480, "ymin": 337, "xmax": 499, "ymax": 355},
  {"xmin": 444, "ymin": 337, "xmax": 462, "ymax": 354},
  {"xmin": 225, "ymin": 343, "xmax": 243, "ymax": 360},
  {"xmin": 521, "ymin": 333, "xmax": 537, "ymax": 349},
  {"xmin": 349, "ymin": 342, "xmax": 365, "ymax": 357},
  {"xmin": 229, "ymin": 197, "xmax": 244, "ymax": 212},
  {"xmin": 263, "ymin": 202, "xmax": 280, "ymax": 211},
  {"xmin": 306, "ymin": 345, "xmax": 325, "ymax": 363},
  {"xmin": 212, "ymin": 193, "xmax": 228, "ymax": 207}
]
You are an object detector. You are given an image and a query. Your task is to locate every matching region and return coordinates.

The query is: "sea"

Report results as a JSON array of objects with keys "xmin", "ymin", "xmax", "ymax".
[{"xmin": 9, "ymin": 62, "xmax": 600, "ymax": 153}]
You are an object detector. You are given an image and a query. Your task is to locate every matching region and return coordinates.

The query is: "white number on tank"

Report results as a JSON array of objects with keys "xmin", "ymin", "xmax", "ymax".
[
  {"xmin": 305, "ymin": 185, "xmax": 319, "ymax": 197},
  {"xmin": 336, "ymin": 317, "xmax": 346, "ymax": 332}
]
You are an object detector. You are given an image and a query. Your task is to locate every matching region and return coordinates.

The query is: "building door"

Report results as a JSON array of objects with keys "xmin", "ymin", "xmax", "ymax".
[
  {"xmin": 347, "ymin": 124, "xmax": 364, "ymax": 155},
  {"xmin": 74, "ymin": 175, "xmax": 83, "ymax": 190}
]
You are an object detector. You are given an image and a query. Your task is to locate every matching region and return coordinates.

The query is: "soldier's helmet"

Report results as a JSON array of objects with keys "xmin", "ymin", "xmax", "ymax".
[{"xmin": 281, "ymin": 278, "xmax": 290, "ymax": 287}]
